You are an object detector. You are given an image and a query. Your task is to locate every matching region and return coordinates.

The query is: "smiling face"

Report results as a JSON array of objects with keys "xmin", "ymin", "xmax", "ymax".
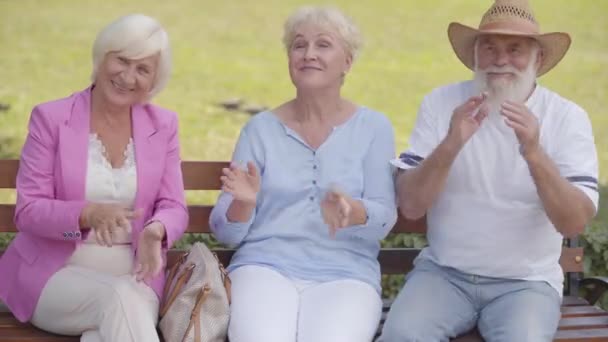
[
  {"xmin": 473, "ymin": 34, "xmax": 541, "ymax": 111},
  {"xmin": 287, "ymin": 23, "xmax": 352, "ymax": 91},
  {"xmin": 94, "ymin": 52, "xmax": 159, "ymax": 108}
]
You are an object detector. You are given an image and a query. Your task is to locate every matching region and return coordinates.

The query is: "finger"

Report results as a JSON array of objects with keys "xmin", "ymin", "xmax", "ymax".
[
  {"xmin": 135, "ymin": 268, "xmax": 144, "ymax": 282},
  {"xmin": 102, "ymin": 227, "xmax": 113, "ymax": 247},
  {"xmin": 466, "ymin": 94, "xmax": 485, "ymax": 106},
  {"xmin": 95, "ymin": 227, "xmax": 105, "ymax": 247},
  {"xmin": 221, "ymin": 179, "xmax": 237, "ymax": 191},
  {"xmin": 324, "ymin": 213, "xmax": 337, "ymax": 227},
  {"xmin": 323, "ymin": 192, "xmax": 335, "ymax": 203},
  {"xmin": 221, "ymin": 184, "xmax": 234, "ymax": 193},
  {"xmin": 222, "ymin": 167, "xmax": 237, "ymax": 179},
  {"xmin": 109, "ymin": 222, "xmax": 119, "ymax": 232},
  {"xmin": 95, "ymin": 222, "xmax": 109, "ymax": 245},
  {"xmin": 117, "ymin": 217, "xmax": 130, "ymax": 231},
  {"xmin": 140, "ymin": 263, "xmax": 151, "ymax": 282},
  {"xmin": 339, "ymin": 201, "xmax": 351, "ymax": 228},
  {"xmin": 223, "ymin": 168, "xmax": 241, "ymax": 182},
  {"xmin": 339, "ymin": 197, "xmax": 350, "ymax": 213},
  {"xmin": 502, "ymin": 101, "xmax": 526, "ymax": 111},
  {"xmin": 325, "ymin": 190, "xmax": 340, "ymax": 202},
  {"xmin": 504, "ymin": 118, "xmax": 528, "ymax": 134},
  {"xmin": 135, "ymin": 262, "xmax": 147, "ymax": 281},
  {"xmin": 457, "ymin": 95, "xmax": 485, "ymax": 114},
  {"xmin": 501, "ymin": 108, "xmax": 529, "ymax": 126},
  {"xmin": 329, "ymin": 216, "xmax": 340, "ymax": 231},
  {"xmin": 133, "ymin": 262, "xmax": 143, "ymax": 275},
  {"xmin": 502, "ymin": 102, "xmax": 535, "ymax": 120},
  {"xmin": 473, "ymin": 104, "xmax": 489, "ymax": 124},
  {"xmin": 339, "ymin": 215, "xmax": 349, "ymax": 228},
  {"xmin": 221, "ymin": 175, "xmax": 239, "ymax": 187},
  {"xmin": 500, "ymin": 101, "xmax": 526, "ymax": 114},
  {"xmin": 247, "ymin": 161, "xmax": 258, "ymax": 178}
]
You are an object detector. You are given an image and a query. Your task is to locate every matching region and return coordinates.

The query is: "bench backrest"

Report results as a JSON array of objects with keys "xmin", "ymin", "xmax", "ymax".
[{"xmin": 0, "ymin": 160, "xmax": 584, "ymax": 293}]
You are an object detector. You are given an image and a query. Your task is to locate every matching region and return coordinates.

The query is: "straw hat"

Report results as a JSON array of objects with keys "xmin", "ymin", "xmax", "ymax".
[{"xmin": 448, "ymin": 0, "xmax": 571, "ymax": 76}]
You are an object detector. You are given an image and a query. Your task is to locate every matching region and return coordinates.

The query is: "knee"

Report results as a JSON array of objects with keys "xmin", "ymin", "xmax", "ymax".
[
  {"xmin": 96, "ymin": 278, "xmax": 139, "ymax": 313},
  {"xmin": 480, "ymin": 317, "xmax": 558, "ymax": 342},
  {"xmin": 486, "ymin": 324, "xmax": 557, "ymax": 342}
]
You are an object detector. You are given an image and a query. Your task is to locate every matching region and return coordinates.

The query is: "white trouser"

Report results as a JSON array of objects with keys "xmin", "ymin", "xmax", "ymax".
[
  {"xmin": 228, "ymin": 265, "xmax": 383, "ymax": 342},
  {"xmin": 31, "ymin": 245, "xmax": 159, "ymax": 342}
]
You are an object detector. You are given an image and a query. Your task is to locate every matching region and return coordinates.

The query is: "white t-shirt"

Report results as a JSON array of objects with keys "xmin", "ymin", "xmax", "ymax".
[{"xmin": 392, "ymin": 80, "xmax": 599, "ymax": 295}]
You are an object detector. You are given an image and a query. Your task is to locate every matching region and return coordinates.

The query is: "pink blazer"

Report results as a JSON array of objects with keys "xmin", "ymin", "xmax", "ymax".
[{"xmin": 0, "ymin": 87, "xmax": 189, "ymax": 322}]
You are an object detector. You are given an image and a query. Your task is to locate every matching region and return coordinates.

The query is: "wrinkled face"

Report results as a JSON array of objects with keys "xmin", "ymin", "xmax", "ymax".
[
  {"xmin": 95, "ymin": 52, "xmax": 159, "ymax": 107},
  {"xmin": 473, "ymin": 34, "xmax": 541, "ymax": 111},
  {"xmin": 287, "ymin": 23, "xmax": 352, "ymax": 91}
]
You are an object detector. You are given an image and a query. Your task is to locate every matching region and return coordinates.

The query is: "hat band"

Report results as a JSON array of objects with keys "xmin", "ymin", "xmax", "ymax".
[{"xmin": 479, "ymin": 18, "xmax": 539, "ymax": 35}]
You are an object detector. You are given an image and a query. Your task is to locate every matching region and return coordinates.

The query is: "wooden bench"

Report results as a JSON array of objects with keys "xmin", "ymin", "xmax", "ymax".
[{"xmin": 1, "ymin": 159, "xmax": 608, "ymax": 341}]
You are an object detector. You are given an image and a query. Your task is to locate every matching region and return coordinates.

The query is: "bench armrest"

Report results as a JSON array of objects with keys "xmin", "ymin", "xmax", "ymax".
[{"xmin": 580, "ymin": 276, "xmax": 608, "ymax": 305}]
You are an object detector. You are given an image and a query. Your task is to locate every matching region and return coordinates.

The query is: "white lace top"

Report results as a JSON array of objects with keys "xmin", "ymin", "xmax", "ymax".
[{"xmin": 83, "ymin": 133, "xmax": 137, "ymax": 244}]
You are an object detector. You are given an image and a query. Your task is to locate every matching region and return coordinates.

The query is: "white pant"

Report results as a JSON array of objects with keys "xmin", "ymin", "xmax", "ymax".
[
  {"xmin": 31, "ymin": 259, "xmax": 159, "ymax": 341},
  {"xmin": 228, "ymin": 265, "xmax": 382, "ymax": 342}
]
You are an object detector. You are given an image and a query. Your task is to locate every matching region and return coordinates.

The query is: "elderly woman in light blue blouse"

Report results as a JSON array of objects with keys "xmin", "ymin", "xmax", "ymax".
[{"xmin": 209, "ymin": 6, "xmax": 397, "ymax": 342}]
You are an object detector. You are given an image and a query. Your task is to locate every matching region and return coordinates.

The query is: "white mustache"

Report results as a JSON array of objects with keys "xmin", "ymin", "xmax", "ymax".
[{"xmin": 482, "ymin": 66, "xmax": 521, "ymax": 75}]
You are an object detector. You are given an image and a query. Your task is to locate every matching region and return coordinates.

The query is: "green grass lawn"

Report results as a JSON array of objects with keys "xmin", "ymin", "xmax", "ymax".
[{"xmin": 0, "ymin": 1, "xmax": 606, "ymax": 218}]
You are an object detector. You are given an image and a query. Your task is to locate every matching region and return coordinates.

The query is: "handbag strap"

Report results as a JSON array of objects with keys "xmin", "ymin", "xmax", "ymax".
[
  {"xmin": 159, "ymin": 263, "xmax": 195, "ymax": 317},
  {"xmin": 223, "ymin": 273, "xmax": 232, "ymax": 304},
  {"xmin": 213, "ymin": 252, "xmax": 232, "ymax": 304},
  {"xmin": 182, "ymin": 284, "xmax": 211, "ymax": 342},
  {"xmin": 161, "ymin": 251, "xmax": 189, "ymax": 301}
]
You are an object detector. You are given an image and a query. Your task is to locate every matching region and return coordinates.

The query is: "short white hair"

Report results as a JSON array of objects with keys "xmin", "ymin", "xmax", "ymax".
[
  {"xmin": 283, "ymin": 6, "xmax": 362, "ymax": 60},
  {"xmin": 91, "ymin": 14, "xmax": 171, "ymax": 99}
]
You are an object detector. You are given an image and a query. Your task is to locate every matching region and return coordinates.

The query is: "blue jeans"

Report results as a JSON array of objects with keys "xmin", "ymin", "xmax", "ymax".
[{"xmin": 378, "ymin": 259, "xmax": 561, "ymax": 342}]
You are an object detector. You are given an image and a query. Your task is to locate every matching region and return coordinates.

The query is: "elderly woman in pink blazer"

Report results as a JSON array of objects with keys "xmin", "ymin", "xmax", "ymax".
[{"xmin": 0, "ymin": 14, "xmax": 188, "ymax": 342}]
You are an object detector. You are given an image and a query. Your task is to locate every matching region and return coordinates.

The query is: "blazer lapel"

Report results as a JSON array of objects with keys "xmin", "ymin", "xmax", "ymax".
[
  {"xmin": 57, "ymin": 88, "xmax": 91, "ymax": 200},
  {"xmin": 132, "ymin": 105, "xmax": 164, "ymax": 233}
]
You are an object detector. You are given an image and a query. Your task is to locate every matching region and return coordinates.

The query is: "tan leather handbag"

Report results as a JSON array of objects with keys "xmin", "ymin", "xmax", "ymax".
[{"xmin": 158, "ymin": 242, "xmax": 231, "ymax": 342}]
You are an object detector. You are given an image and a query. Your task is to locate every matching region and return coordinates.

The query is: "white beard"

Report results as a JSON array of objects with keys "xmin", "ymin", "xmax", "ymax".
[{"xmin": 473, "ymin": 60, "xmax": 537, "ymax": 116}]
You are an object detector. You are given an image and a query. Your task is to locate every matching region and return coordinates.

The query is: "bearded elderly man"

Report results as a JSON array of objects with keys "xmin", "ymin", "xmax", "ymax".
[{"xmin": 378, "ymin": 0, "xmax": 599, "ymax": 341}]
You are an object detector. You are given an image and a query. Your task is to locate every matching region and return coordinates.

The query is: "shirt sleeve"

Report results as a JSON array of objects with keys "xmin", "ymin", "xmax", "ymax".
[
  {"xmin": 551, "ymin": 106, "xmax": 599, "ymax": 213},
  {"xmin": 209, "ymin": 127, "xmax": 260, "ymax": 246},
  {"xmin": 339, "ymin": 115, "xmax": 398, "ymax": 241},
  {"xmin": 390, "ymin": 96, "xmax": 441, "ymax": 170}
]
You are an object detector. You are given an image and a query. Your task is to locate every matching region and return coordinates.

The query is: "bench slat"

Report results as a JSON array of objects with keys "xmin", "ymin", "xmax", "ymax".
[
  {"xmin": 0, "ymin": 208, "xmax": 427, "ymax": 234},
  {"xmin": 181, "ymin": 161, "xmax": 226, "ymax": 190},
  {"xmin": 0, "ymin": 203, "xmax": 586, "ymax": 274},
  {"xmin": 559, "ymin": 316, "xmax": 608, "ymax": 330},
  {"xmin": 555, "ymin": 328, "xmax": 608, "ymax": 341},
  {"xmin": 562, "ymin": 306, "xmax": 608, "ymax": 317},
  {"xmin": 0, "ymin": 160, "xmax": 230, "ymax": 191},
  {"xmin": 164, "ymin": 247, "xmax": 584, "ymax": 275},
  {"xmin": 0, "ymin": 160, "xmax": 17, "ymax": 189},
  {"xmin": 563, "ymin": 296, "xmax": 592, "ymax": 306}
]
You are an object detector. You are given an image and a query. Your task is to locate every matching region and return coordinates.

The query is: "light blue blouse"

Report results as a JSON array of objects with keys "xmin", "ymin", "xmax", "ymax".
[{"xmin": 209, "ymin": 107, "xmax": 397, "ymax": 293}]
